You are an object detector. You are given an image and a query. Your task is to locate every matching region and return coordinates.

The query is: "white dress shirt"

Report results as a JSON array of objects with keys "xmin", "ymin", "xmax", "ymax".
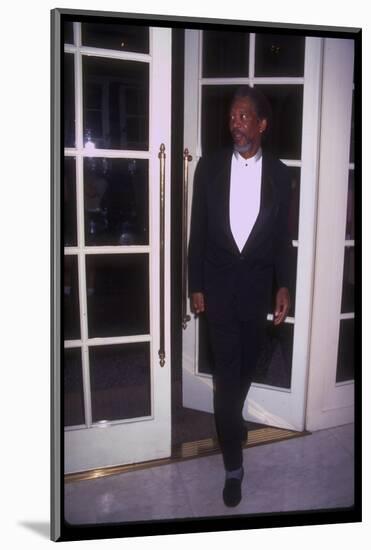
[{"xmin": 229, "ymin": 148, "xmax": 262, "ymax": 252}]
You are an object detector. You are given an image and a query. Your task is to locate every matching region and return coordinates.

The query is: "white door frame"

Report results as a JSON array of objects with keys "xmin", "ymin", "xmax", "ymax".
[
  {"xmin": 306, "ymin": 38, "xmax": 355, "ymax": 431},
  {"xmin": 183, "ymin": 31, "xmax": 323, "ymax": 431},
  {"xmin": 63, "ymin": 25, "xmax": 172, "ymax": 473}
]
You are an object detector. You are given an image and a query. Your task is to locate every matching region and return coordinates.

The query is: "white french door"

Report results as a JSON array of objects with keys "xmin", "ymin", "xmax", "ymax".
[
  {"xmin": 63, "ymin": 23, "xmax": 172, "ymax": 474},
  {"xmin": 182, "ymin": 31, "xmax": 323, "ymax": 431},
  {"xmin": 306, "ymin": 38, "xmax": 355, "ymax": 431}
]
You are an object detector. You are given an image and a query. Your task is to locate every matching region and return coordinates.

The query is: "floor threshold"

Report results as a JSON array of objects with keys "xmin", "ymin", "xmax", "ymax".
[{"xmin": 65, "ymin": 426, "xmax": 310, "ymax": 484}]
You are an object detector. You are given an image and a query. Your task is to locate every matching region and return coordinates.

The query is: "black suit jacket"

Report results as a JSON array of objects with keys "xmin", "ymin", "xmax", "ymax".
[{"xmin": 188, "ymin": 148, "xmax": 292, "ymax": 323}]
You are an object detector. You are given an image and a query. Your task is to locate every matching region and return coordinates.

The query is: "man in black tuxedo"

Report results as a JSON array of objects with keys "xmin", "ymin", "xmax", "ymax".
[{"xmin": 188, "ymin": 86, "xmax": 291, "ymax": 507}]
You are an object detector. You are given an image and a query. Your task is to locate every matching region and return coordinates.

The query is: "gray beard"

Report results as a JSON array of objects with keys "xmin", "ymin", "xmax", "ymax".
[{"xmin": 233, "ymin": 142, "xmax": 253, "ymax": 154}]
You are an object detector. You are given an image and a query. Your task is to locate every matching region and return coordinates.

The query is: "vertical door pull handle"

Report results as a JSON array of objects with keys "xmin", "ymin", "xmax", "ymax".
[
  {"xmin": 182, "ymin": 148, "xmax": 192, "ymax": 329},
  {"xmin": 158, "ymin": 144, "xmax": 166, "ymax": 367}
]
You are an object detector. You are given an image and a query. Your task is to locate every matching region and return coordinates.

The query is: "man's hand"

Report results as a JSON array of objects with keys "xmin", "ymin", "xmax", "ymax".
[
  {"xmin": 273, "ymin": 287, "xmax": 290, "ymax": 325},
  {"xmin": 191, "ymin": 292, "xmax": 205, "ymax": 315}
]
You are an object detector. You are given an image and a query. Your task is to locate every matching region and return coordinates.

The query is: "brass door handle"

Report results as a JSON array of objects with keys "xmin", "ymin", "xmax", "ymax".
[
  {"xmin": 182, "ymin": 148, "xmax": 192, "ymax": 329},
  {"xmin": 158, "ymin": 144, "xmax": 166, "ymax": 367}
]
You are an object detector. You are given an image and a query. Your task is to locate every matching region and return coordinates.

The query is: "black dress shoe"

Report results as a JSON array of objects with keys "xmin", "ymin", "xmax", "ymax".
[
  {"xmin": 223, "ymin": 469, "xmax": 244, "ymax": 507},
  {"xmin": 223, "ymin": 478, "xmax": 242, "ymax": 507}
]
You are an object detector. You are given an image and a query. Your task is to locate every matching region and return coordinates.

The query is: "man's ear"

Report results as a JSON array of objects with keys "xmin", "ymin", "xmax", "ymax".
[{"xmin": 259, "ymin": 118, "xmax": 268, "ymax": 134}]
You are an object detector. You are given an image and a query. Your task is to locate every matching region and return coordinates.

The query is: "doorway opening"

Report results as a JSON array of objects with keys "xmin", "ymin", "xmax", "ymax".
[
  {"xmin": 169, "ymin": 28, "xmax": 228, "ymax": 457},
  {"xmin": 169, "ymin": 29, "xmax": 306, "ymax": 462}
]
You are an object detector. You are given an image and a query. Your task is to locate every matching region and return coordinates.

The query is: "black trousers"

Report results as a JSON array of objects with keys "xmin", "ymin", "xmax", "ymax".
[{"xmin": 208, "ymin": 315, "xmax": 266, "ymax": 471}]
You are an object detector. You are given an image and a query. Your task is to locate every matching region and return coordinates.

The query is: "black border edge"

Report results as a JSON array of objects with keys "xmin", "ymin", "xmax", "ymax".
[
  {"xmin": 353, "ymin": 26, "xmax": 362, "ymax": 527},
  {"xmin": 60, "ymin": 507, "xmax": 360, "ymax": 542},
  {"xmin": 55, "ymin": 7, "xmax": 361, "ymax": 35},
  {"xmin": 51, "ymin": 7, "xmax": 62, "ymax": 543},
  {"xmin": 53, "ymin": 7, "xmax": 362, "ymax": 543}
]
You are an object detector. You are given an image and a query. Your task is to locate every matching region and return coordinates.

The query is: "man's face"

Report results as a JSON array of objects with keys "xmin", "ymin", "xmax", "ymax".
[{"xmin": 229, "ymin": 97, "xmax": 267, "ymax": 156}]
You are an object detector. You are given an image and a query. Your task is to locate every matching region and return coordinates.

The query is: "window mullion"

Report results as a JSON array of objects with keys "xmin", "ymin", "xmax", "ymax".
[{"xmin": 249, "ymin": 33, "xmax": 255, "ymax": 82}]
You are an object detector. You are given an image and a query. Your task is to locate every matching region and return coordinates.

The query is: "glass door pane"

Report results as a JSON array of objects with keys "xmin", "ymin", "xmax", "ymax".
[
  {"xmin": 64, "ymin": 53, "xmax": 75, "ymax": 148},
  {"xmin": 64, "ymin": 157, "xmax": 77, "ymax": 247},
  {"xmin": 256, "ymin": 85, "xmax": 303, "ymax": 159},
  {"xmin": 64, "ymin": 348, "xmax": 85, "ymax": 427},
  {"xmin": 89, "ymin": 342, "xmax": 151, "ymax": 422},
  {"xmin": 336, "ymin": 319, "xmax": 354, "ymax": 383},
  {"xmin": 64, "ymin": 21, "xmax": 74, "ymax": 45},
  {"xmin": 255, "ymin": 34, "xmax": 305, "ymax": 77},
  {"xmin": 202, "ymin": 30, "xmax": 249, "ymax": 77},
  {"xmin": 85, "ymin": 254, "xmax": 150, "ymax": 338},
  {"xmin": 81, "ymin": 22, "xmax": 149, "ymax": 53},
  {"xmin": 63, "ymin": 255, "xmax": 80, "ymax": 340},
  {"xmin": 83, "ymin": 157, "xmax": 149, "ymax": 246},
  {"xmin": 82, "ymin": 57, "xmax": 149, "ymax": 150}
]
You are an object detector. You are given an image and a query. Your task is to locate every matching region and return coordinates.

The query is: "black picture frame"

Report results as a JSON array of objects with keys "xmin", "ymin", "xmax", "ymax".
[{"xmin": 51, "ymin": 7, "xmax": 362, "ymax": 543}]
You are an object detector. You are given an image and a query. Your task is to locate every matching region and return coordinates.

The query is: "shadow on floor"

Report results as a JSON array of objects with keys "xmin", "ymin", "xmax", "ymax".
[{"xmin": 18, "ymin": 521, "xmax": 50, "ymax": 539}]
